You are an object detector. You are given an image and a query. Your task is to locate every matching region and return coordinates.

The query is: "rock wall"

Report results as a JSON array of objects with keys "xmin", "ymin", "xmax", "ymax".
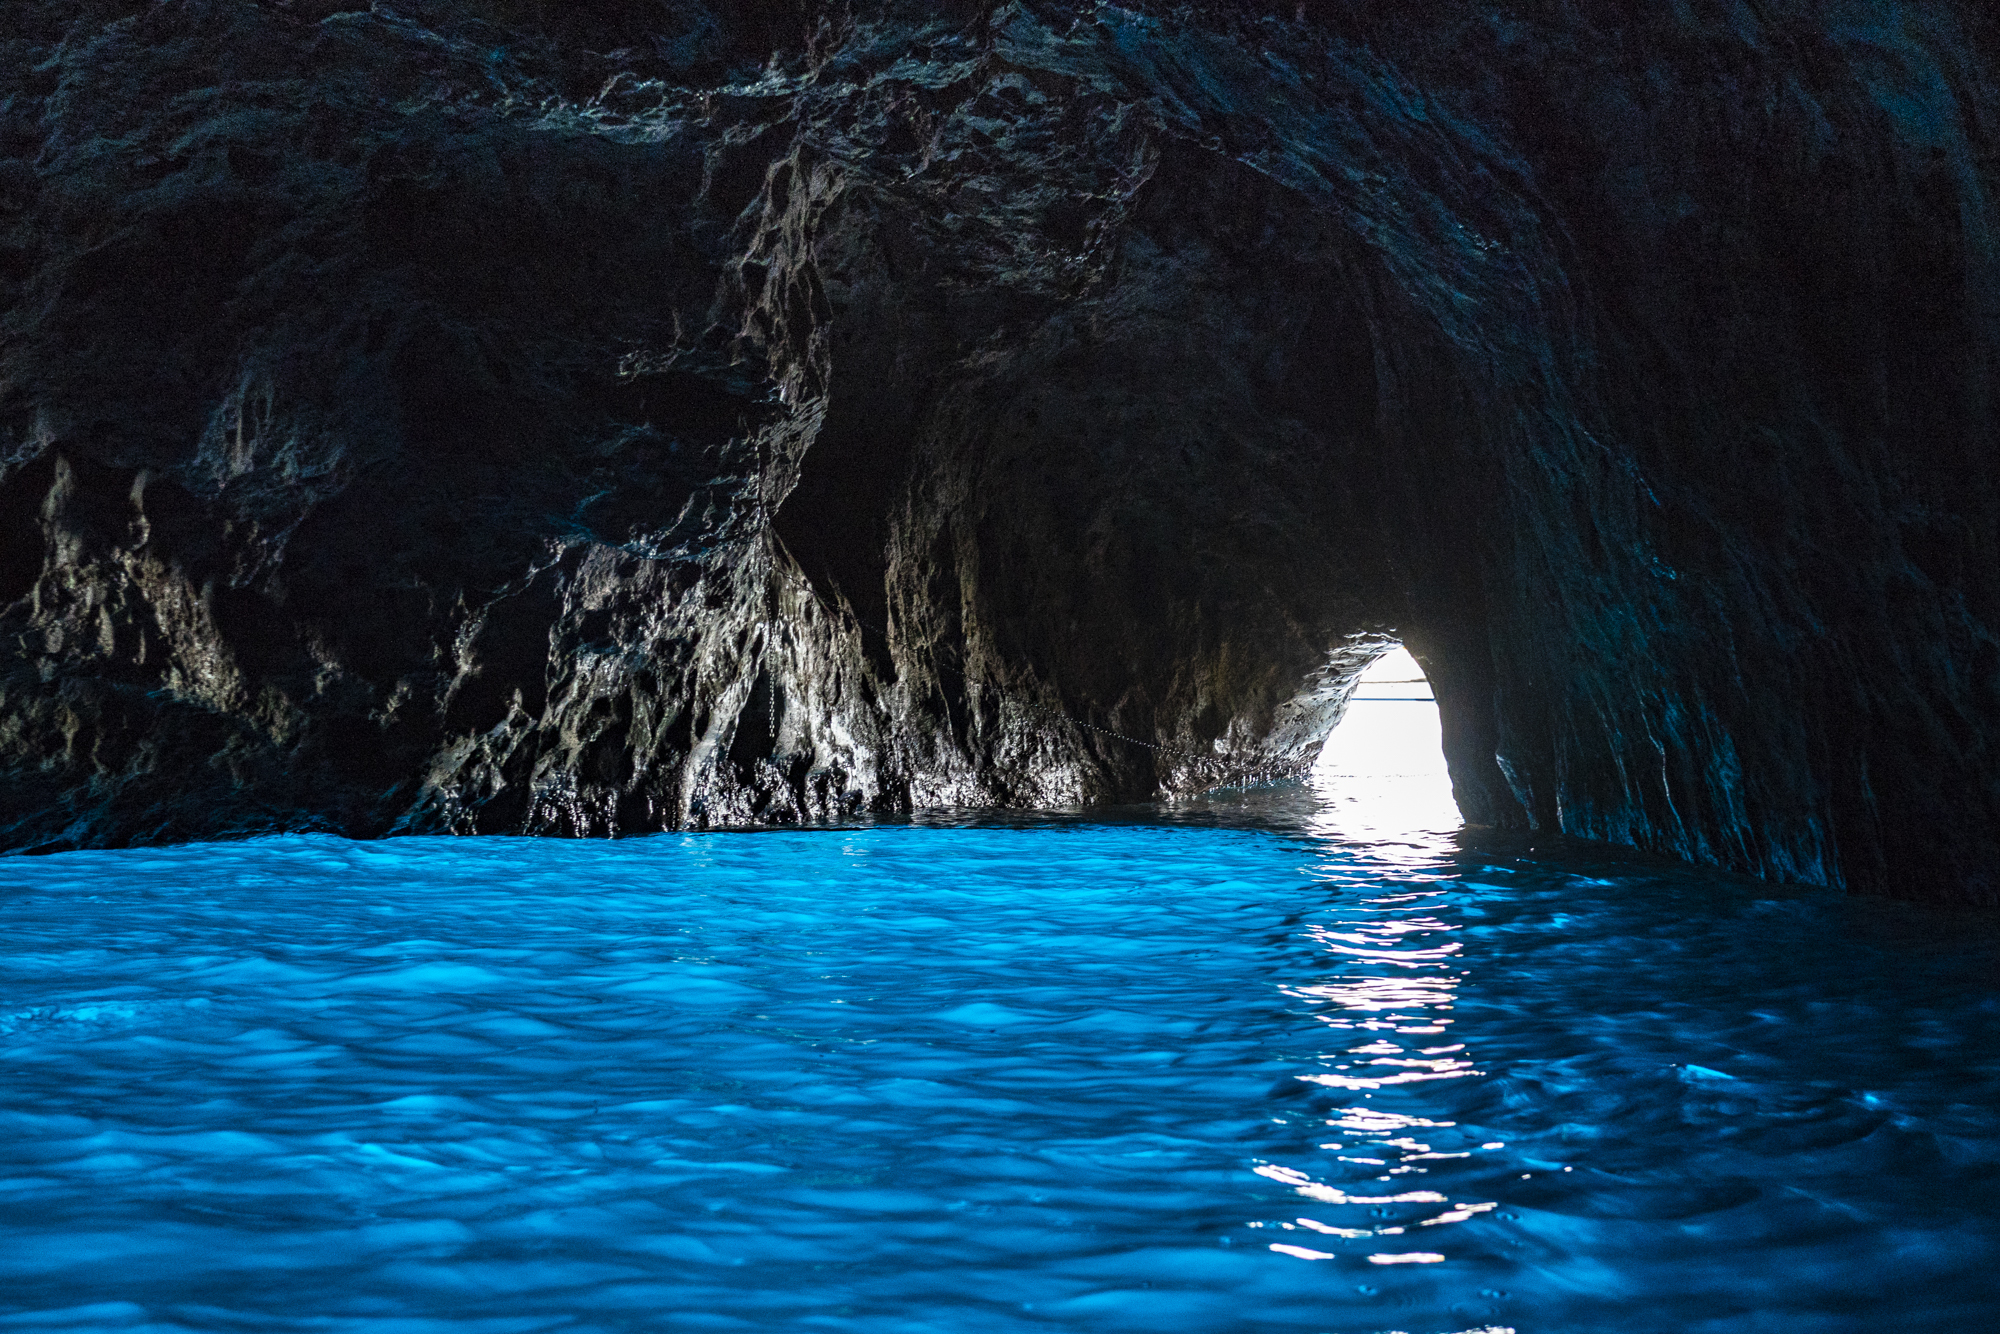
[{"xmin": 2, "ymin": 0, "xmax": 1995, "ymax": 902}]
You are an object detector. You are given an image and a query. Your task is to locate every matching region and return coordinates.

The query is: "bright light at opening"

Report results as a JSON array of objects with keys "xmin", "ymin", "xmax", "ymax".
[{"xmin": 1310, "ymin": 646, "xmax": 1460, "ymax": 839}]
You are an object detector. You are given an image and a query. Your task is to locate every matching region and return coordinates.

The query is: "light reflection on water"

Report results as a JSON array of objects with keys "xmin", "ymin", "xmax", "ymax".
[
  {"xmin": 1282, "ymin": 678, "xmax": 1482, "ymax": 1276},
  {"xmin": 0, "ymin": 782, "xmax": 1997, "ymax": 1330}
]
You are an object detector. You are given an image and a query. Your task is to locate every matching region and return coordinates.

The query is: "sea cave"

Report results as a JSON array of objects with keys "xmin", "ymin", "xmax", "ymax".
[{"xmin": 1, "ymin": 2, "xmax": 1997, "ymax": 1329}]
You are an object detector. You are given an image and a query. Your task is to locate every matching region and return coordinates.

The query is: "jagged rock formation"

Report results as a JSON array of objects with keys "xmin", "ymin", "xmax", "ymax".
[{"xmin": 2, "ymin": 0, "xmax": 1996, "ymax": 902}]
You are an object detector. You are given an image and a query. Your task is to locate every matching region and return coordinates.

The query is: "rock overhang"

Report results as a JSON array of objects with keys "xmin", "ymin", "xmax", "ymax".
[{"xmin": 0, "ymin": 0, "xmax": 1995, "ymax": 902}]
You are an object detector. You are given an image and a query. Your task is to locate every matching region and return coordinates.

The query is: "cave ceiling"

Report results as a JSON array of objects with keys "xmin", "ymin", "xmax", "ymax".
[{"xmin": 1, "ymin": 0, "xmax": 1996, "ymax": 902}]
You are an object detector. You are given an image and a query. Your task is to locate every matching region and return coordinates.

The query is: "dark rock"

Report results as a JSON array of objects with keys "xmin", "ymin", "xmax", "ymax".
[{"xmin": 2, "ymin": 0, "xmax": 1996, "ymax": 903}]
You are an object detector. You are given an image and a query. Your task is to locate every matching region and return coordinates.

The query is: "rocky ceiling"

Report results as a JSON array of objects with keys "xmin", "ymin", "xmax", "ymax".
[{"xmin": 2, "ymin": 0, "xmax": 1995, "ymax": 902}]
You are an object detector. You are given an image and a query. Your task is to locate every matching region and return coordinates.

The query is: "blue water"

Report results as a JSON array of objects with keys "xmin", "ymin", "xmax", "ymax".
[{"xmin": 1, "ymin": 791, "xmax": 1996, "ymax": 1333}]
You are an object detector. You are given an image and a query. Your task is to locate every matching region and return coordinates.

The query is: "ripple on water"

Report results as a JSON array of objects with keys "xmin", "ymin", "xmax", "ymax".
[{"xmin": 0, "ymin": 806, "xmax": 1996, "ymax": 1333}]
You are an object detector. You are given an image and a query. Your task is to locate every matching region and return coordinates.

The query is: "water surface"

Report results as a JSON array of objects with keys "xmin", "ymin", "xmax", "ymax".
[{"xmin": 1, "ymin": 787, "xmax": 1995, "ymax": 1332}]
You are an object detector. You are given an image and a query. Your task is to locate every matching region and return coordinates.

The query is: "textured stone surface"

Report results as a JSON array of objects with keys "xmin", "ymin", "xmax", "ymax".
[{"xmin": 2, "ymin": 0, "xmax": 1996, "ymax": 902}]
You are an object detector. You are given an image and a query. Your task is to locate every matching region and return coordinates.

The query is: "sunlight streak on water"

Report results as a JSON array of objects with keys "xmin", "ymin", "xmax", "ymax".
[{"xmin": 0, "ymin": 805, "xmax": 1996, "ymax": 1331}]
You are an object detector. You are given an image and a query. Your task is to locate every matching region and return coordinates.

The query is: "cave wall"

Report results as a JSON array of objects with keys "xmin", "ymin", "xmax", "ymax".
[{"xmin": 1, "ymin": 0, "xmax": 1995, "ymax": 902}]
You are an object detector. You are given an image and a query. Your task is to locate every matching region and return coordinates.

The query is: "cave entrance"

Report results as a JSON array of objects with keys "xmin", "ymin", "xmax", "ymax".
[{"xmin": 1310, "ymin": 645, "xmax": 1461, "ymax": 838}]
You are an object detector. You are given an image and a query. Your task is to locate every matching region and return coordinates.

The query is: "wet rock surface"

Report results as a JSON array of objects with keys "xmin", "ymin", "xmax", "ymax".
[{"xmin": 2, "ymin": 0, "xmax": 1995, "ymax": 902}]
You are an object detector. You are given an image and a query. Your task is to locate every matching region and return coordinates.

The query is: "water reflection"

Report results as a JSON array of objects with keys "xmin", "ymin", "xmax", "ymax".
[
  {"xmin": 1257, "ymin": 867, "xmax": 1497, "ymax": 1263},
  {"xmin": 1252, "ymin": 672, "xmax": 1499, "ymax": 1270},
  {"xmin": 3, "ymin": 783, "xmax": 1995, "ymax": 1328}
]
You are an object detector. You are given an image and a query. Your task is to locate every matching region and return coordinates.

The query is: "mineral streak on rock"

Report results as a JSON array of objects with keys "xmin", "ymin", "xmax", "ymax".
[{"xmin": 1, "ymin": 1, "xmax": 1995, "ymax": 902}]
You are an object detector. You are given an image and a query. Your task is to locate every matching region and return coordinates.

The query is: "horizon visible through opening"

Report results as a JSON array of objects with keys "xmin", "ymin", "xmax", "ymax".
[{"xmin": 1309, "ymin": 644, "xmax": 1461, "ymax": 839}]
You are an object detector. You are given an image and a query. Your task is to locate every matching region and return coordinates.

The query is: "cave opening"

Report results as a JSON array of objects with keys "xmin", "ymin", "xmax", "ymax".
[{"xmin": 1310, "ymin": 644, "xmax": 1461, "ymax": 840}]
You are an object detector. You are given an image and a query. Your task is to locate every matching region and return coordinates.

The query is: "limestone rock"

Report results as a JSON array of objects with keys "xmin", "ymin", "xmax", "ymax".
[{"xmin": 2, "ymin": 0, "xmax": 1996, "ymax": 902}]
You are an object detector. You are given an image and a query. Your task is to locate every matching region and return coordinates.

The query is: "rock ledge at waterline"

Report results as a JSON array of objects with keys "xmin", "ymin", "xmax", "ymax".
[{"xmin": 2, "ymin": 0, "xmax": 1996, "ymax": 903}]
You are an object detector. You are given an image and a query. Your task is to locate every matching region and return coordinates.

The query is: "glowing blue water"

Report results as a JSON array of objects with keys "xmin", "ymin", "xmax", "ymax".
[{"xmin": 2, "ymin": 797, "xmax": 1996, "ymax": 1332}]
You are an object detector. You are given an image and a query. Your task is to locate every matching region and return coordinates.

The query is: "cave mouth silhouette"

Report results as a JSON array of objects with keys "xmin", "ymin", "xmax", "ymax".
[{"xmin": 1310, "ymin": 645, "xmax": 1462, "ymax": 843}]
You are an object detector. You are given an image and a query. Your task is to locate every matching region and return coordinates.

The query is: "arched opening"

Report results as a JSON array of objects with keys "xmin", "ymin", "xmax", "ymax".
[{"xmin": 1309, "ymin": 645, "xmax": 1461, "ymax": 840}]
